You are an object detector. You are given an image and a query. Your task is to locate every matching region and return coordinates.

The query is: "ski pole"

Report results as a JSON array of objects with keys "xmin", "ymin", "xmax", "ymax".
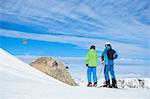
[{"xmin": 97, "ymin": 63, "xmax": 104, "ymax": 80}]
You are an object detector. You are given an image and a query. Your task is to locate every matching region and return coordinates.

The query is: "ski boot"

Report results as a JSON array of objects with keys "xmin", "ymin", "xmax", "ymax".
[
  {"xmin": 87, "ymin": 82, "xmax": 92, "ymax": 87},
  {"xmin": 93, "ymin": 82, "xmax": 97, "ymax": 87},
  {"xmin": 103, "ymin": 80, "xmax": 111, "ymax": 88},
  {"xmin": 112, "ymin": 79, "xmax": 118, "ymax": 88}
]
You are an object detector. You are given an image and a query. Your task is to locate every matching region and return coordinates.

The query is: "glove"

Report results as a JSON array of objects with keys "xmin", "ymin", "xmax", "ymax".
[
  {"xmin": 102, "ymin": 61, "xmax": 105, "ymax": 65},
  {"xmin": 86, "ymin": 64, "xmax": 88, "ymax": 67},
  {"xmin": 113, "ymin": 53, "xmax": 118, "ymax": 59}
]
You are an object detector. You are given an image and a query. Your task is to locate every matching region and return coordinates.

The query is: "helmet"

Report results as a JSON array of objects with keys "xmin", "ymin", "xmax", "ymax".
[
  {"xmin": 105, "ymin": 42, "xmax": 111, "ymax": 45},
  {"xmin": 90, "ymin": 45, "xmax": 95, "ymax": 50},
  {"xmin": 105, "ymin": 42, "xmax": 111, "ymax": 48}
]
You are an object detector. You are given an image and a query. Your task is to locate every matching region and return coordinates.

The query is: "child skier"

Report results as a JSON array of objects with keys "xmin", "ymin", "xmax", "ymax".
[
  {"xmin": 86, "ymin": 45, "xmax": 98, "ymax": 87},
  {"xmin": 101, "ymin": 42, "xmax": 118, "ymax": 88}
]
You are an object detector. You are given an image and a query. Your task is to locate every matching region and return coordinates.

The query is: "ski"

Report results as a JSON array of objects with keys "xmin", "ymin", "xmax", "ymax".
[{"xmin": 95, "ymin": 85, "xmax": 122, "ymax": 89}]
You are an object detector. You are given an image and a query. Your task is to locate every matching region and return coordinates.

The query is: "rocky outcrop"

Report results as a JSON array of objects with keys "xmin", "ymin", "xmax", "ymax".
[
  {"xmin": 117, "ymin": 78, "xmax": 150, "ymax": 89},
  {"xmin": 30, "ymin": 57, "xmax": 78, "ymax": 86}
]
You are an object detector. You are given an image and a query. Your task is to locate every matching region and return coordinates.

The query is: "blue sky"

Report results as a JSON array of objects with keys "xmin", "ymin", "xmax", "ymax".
[
  {"xmin": 1, "ymin": 37, "xmax": 88, "ymax": 57},
  {"xmin": 0, "ymin": 0, "xmax": 150, "ymax": 60}
]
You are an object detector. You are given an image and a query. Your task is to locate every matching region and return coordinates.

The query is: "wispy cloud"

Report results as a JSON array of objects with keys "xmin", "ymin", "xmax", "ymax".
[
  {"xmin": 1, "ymin": 0, "xmax": 150, "ymax": 60},
  {"xmin": 1, "ymin": 29, "xmax": 149, "ymax": 60},
  {"xmin": 1, "ymin": 0, "xmax": 149, "ymax": 43}
]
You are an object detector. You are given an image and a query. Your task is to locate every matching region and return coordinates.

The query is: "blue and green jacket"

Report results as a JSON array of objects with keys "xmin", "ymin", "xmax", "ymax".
[{"xmin": 101, "ymin": 47, "xmax": 118, "ymax": 66}]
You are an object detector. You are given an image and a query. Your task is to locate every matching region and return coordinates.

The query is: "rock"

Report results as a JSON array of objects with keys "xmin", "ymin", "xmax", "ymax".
[
  {"xmin": 117, "ymin": 78, "xmax": 149, "ymax": 88},
  {"xmin": 30, "ymin": 57, "xmax": 78, "ymax": 86}
]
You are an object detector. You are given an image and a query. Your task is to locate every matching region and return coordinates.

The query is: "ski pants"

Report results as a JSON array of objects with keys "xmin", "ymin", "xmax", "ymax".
[
  {"xmin": 87, "ymin": 66, "xmax": 97, "ymax": 83},
  {"xmin": 104, "ymin": 65, "xmax": 116, "ymax": 81}
]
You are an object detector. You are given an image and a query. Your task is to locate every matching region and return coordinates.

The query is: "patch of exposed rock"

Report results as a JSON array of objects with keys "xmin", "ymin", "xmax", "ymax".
[{"xmin": 30, "ymin": 57, "xmax": 78, "ymax": 86}]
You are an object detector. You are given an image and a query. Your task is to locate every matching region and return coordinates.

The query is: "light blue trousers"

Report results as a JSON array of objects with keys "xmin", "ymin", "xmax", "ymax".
[{"xmin": 87, "ymin": 66, "xmax": 97, "ymax": 83}]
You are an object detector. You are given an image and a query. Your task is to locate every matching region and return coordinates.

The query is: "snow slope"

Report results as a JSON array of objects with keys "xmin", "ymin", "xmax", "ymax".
[{"xmin": 0, "ymin": 48, "xmax": 150, "ymax": 99}]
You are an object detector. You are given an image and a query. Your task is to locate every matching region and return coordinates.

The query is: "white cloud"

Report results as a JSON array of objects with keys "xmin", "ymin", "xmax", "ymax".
[
  {"xmin": 1, "ymin": 0, "xmax": 149, "ymax": 41},
  {"xmin": 1, "ymin": 0, "xmax": 150, "ymax": 60},
  {"xmin": 1, "ymin": 29, "xmax": 149, "ymax": 60}
]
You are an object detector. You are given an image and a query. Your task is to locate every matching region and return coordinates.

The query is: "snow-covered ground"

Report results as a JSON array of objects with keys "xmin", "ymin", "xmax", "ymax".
[{"xmin": 0, "ymin": 48, "xmax": 150, "ymax": 99}]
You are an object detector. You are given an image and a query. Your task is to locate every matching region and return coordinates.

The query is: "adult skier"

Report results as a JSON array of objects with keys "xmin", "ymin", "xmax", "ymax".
[
  {"xmin": 86, "ymin": 45, "xmax": 98, "ymax": 87},
  {"xmin": 101, "ymin": 42, "xmax": 118, "ymax": 88}
]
